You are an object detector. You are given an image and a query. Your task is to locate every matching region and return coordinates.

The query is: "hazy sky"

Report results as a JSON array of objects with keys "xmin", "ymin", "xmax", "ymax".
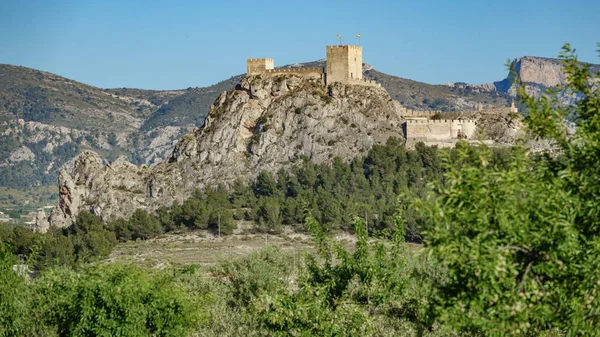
[{"xmin": 1, "ymin": 0, "xmax": 598, "ymax": 90}]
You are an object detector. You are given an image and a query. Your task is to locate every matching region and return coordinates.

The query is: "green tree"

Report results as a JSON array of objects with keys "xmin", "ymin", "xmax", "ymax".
[
  {"xmin": 127, "ymin": 209, "xmax": 163, "ymax": 240},
  {"xmin": 257, "ymin": 196, "xmax": 282, "ymax": 233},
  {"xmin": 410, "ymin": 44, "xmax": 600, "ymax": 335}
]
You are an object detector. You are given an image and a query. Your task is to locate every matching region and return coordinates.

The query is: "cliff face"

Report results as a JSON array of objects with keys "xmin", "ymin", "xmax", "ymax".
[
  {"xmin": 44, "ymin": 75, "xmax": 405, "ymax": 228},
  {"xmin": 494, "ymin": 56, "xmax": 599, "ymax": 104}
]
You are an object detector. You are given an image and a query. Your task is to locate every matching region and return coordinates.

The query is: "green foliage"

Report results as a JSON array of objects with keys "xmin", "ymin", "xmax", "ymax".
[
  {"xmin": 212, "ymin": 245, "xmax": 295, "ymax": 309},
  {"xmin": 0, "ymin": 243, "xmax": 32, "ymax": 337},
  {"xmin": 408, "ymin": 44, "xmax": 600, "ymax": 335},
  {"xmin": 2, "ymin": 211, "xmax": 117, "ymax": 270},
  {"xmin": 37, "ymin": 264, "xmax": 196, "ymax": 337},
  {"xmin": 248, "ymin": 215, "xmax": 445, "ymax": 336},
  {"xmin": 0, "ymin": 249, "xmax": 197, "ymax": 337}
]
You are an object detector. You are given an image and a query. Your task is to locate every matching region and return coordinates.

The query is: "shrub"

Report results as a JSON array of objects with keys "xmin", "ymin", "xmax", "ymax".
[{"xmin": 37, "ymin": 263, "xmax": 197, "ymax": 336}]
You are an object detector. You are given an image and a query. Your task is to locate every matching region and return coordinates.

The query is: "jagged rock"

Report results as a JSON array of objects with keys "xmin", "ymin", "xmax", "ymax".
[
  {"xmin": 47, "ymin": 75, "xmax": 406, "ymax": 228},
  {"xmin": 32, "ymin": 210, "xmax": 49, "ymax": 233}
]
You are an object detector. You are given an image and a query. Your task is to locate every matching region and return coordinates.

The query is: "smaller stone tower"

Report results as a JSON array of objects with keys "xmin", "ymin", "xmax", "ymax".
[
  {"xmin": 247, "ymin": 58, "xmax": 274, "ymax": 75},
  {"xmin": 326, "ymin": 45, "xmax": 363, "ymax": 85}
]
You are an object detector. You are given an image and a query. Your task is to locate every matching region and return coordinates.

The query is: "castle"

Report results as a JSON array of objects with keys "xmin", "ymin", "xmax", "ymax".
[
  {"xmin": 247, "ymin": 45, "xmax": 379, "ymax": 87},
  {"xmin": 247, "ymin": 45, "xmax": 518, "ymax": 147}
]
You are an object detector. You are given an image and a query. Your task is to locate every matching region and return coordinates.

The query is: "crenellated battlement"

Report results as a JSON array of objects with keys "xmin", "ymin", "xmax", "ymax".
[
  {"xmin": 401, "ymin": 109, "xmax": 439, "ymax": 118},
  {"xmin": 264, "ymin": 67, "xmax": 324, "ymax": 74},
  {"xmin": 326, "ymin": 45, "xmax": 362, "ymax": 50},
  {"xmin": 247, "ymin": 58, "xmax": 274, "ymax": 62},
  {"xmin": 406, "ymin": 119, "xmax": 475, "ymax": 124}
]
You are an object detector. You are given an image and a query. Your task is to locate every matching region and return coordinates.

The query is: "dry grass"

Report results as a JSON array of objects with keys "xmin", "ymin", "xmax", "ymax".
[
  {"xmin": 107, "ymin": 222, "xmax": 423, "ymax": 270},
  {"xmin": 107, "ymin": 225, "xmax": 316, "ymax": 269}
]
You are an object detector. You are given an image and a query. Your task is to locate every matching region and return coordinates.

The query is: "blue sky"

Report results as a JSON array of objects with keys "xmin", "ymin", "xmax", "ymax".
[{"xmin": 1, "ymin": 0, "xmax": 598, "ymax": 90}]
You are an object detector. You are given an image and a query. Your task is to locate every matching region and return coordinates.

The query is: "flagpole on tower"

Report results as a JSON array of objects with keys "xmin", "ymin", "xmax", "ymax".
[
  {"xmin": 337, "ymin": 34, "xmax": 342, "ymax": 45},
  {"xmin": 357, "ymin": 33, "xmax": 361, "ymax": 46}
]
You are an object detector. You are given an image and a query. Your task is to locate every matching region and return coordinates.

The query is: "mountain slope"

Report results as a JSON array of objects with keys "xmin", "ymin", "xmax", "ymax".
[
  {"xmin": 139, "ymin": 75, "xmax": 243, "ymax": 131},
  {"xmin": 0, "ymin": 64, "xmax": 149, "ymax": 131}
]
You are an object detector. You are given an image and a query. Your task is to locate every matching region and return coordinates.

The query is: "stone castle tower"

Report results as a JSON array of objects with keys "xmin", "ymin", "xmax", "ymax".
[{"xmin": 326, "ymin": 45, "xmax": 363, "ymax": 84}]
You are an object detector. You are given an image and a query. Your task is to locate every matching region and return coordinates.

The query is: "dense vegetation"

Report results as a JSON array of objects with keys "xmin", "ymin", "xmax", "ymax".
[
  {"xmin": 0, "ymin": 138, "xmax": 516, "ymax": 271},
  {"xmin": 1, "ymin": 44, "xmax": 599, "ymax": 336}
]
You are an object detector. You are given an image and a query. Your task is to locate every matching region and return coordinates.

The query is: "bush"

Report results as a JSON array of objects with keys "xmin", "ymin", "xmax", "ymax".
[{"xmin": 36, "ymin": 263, "xmax": 198, "ymax": 336}]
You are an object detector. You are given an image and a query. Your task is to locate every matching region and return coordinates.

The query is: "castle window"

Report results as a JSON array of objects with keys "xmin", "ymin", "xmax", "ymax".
[
  {"xmin": 354, "ymin": 57, "xmax": 356, "ymax": 61},
  {"xmin": 351, "ymin": 72, "xmax": 353, "ymax": 78}
]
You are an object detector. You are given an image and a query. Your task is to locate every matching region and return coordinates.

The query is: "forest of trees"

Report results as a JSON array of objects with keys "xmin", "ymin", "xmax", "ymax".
[{"xmin": 0, "ymin": 44, "xmax": 599, "ymax": 336}]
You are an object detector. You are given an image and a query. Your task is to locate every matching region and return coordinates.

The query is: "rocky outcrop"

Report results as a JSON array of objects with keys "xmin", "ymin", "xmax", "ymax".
[
  {"xmin": 8, "ymin": 146, "xmax": 35, "ymax": 163},
  {"xmin": 45, "ymin": 75, "xmax": 406, "ymax": 228},
  {"xmin": 494, "ymin": 56, "xmax": 599, "ymax": 104}
]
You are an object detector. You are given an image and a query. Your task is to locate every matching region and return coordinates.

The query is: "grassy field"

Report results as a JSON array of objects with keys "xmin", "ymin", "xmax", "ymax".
[
  {"xmin": 107, "ymin": 222, "xmax": 364, "ymax": 269},
  {"xmin": 108, "ymin": 221, "xmax": 423, "ymax": 271}
]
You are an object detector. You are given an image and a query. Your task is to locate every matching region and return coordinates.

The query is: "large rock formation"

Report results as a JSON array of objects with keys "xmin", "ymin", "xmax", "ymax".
[
  {"xmin": 43, "ymin": 75, "xmax": 406, "ymax": 228},
  {"xmin": 494, "ymin": 56, "xmax": 599, "ymax": 105}
]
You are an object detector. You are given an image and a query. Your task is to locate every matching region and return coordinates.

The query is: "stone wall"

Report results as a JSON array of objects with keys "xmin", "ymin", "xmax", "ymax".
[
  {"xmin": 348, "ymin": 78, "xmax": 381, "ymax": 87},
  {"xmin": 263, "ymin": 67, "xmax": 324, "ymax": 80},
  {"xmin": 404, "ymin": 119, "xmax": 476, "ymax": 141}
]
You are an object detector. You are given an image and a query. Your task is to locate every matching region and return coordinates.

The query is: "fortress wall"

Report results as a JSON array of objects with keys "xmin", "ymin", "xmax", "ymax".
[
  {"xmin": 347, "ymin": 46, "xmax": 362, "ymax": 81},
  {"xmin": 348, "ymin": 78, "xmax": 381, "ymax": 87},
  {"xmin": 457, "ymin": 119, "xmax": 476, "ymax": 138},
  {"xmin": 404, "ymin": 119, "xmax": 476, "ymax": 141},
  {"xmin": 263, "ymin": 67, "xmax": 324, "ymax": 79}
]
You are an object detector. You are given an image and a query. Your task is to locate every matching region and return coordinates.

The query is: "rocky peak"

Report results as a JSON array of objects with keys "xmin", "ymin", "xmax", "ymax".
[
  {"xmin": 44, "ymin": 74, "xmax": 406, "ymax": 229},
  {"xmin": 494, "ymin": 56, "xmax": 599, "ymax": 96}
]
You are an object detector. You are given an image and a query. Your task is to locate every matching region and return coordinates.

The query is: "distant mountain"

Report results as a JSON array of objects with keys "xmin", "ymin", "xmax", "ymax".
[
  {"xmin": 493, "ymin": 56, "xmax": 600, "ymax": 105},
  {"xmin": 0, "ymin": 64, "xmax": 149, "ymax": 130}
]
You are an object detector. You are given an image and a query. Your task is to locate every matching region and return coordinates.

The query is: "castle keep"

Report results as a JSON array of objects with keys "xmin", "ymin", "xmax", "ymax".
[
  {"xmin": 326, "ymin": 45, "xmax": 363, "ymax": 84},
  {"xmin": 247, "ymin": 45, "xmax": 379, "ymax": 87}
]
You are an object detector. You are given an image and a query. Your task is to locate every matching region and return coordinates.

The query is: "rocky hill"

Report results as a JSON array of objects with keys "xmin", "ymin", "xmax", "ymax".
[
  {"xmin": 2, "ymin": 56, "xmax": 597, "ymax": 210},
  {"xmin": 43, "ymin": 75, "xmax": 407, "ymax": 229}
]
